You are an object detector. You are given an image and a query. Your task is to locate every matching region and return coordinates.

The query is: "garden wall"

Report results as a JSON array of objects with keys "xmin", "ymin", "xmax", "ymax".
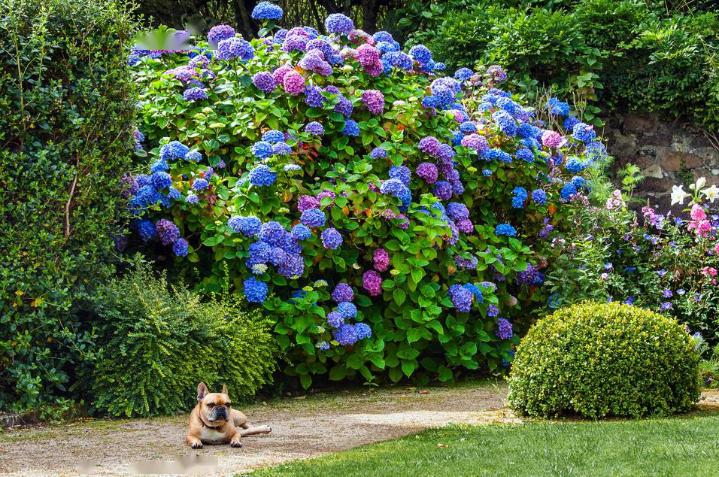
[{"xmin": 607, "ymin": 114, "xmax": 719, "ymax": 206}]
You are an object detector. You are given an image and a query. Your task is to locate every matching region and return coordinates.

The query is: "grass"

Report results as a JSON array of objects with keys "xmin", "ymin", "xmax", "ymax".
[{"xmin": 248, "ymin": 413, "xmax": 719, "ymax": 477}]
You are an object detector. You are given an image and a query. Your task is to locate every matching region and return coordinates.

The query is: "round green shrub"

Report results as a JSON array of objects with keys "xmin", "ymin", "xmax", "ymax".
[
  {"xmin": 508, "ymin": 302, "xmax": 700, "ymax": 419},
  {"xmin": 86, "ymin": 261, "xmax": 277, "ymax": 417}
]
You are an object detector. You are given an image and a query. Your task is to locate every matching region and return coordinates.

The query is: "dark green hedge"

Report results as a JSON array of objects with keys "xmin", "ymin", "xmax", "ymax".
[
  {"xmin": 400, "ymin": 0, "xmax": 719, "ymax": 130},
  {"xmin": 0, "ymin": 0, "xmax": 137, "ymax": 414}
]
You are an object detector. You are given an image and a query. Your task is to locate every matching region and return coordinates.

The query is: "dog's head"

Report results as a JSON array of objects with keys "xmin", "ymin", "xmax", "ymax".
[{"xmin": 196, "ymin": 382, "xmax": 232, "ymax": 424}]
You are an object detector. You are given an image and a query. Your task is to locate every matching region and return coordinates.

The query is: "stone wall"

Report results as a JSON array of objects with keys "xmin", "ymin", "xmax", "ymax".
[{"xmin": 605, "ymin": 114, "xmax": 719, "ymax": 207}]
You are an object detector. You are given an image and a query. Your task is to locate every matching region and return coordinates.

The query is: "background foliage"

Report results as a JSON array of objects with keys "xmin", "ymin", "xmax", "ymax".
[
  {"xmin": 398, "ymin": 0, "xmax": 719, "ymax": 130},
  {"xmin": 0, "ymin": 0, "xmax": 137, "ymax": 414}
]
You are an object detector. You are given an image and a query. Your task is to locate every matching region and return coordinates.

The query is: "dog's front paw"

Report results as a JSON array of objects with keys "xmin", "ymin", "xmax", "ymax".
[
  {"xmin": 191, "ymin": 441, "xmax": 204, "ymax": 449},
  {"xmin": 187, "ymin": 437, "xmax": 204, "ymax": 449},
  {"xmin": 230, "ymin": 438, "xmax": 243, "ymax": 448}
]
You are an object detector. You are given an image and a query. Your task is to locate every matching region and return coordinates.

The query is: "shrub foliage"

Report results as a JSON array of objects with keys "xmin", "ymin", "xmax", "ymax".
[
  {"xmin": 127, "ymin": 11, "xmax": 602, "ymax": 388},
  {"xmin": 0, "ymin": 0, "xmax": 136, "ymax": 413},
  {"xmin": 86, "ymin": 260, "xmax": 277, "ymax": 417},
  {"xmin": 508, "ymin": 302, "xmax": 700, "ymax": 418}
]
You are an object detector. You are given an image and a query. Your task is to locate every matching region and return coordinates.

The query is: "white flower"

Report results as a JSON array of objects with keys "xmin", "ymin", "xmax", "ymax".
[
  {"xmin": 690, "ymin": 177, "xmax": 707, "ymax": 191},
  {"xmin": 702, "ymin": 184, "xmax": 719, "ymax": 203},
  {"xmin": 670, "ymin": 185, "xmax": 690, "ymax": 205}
]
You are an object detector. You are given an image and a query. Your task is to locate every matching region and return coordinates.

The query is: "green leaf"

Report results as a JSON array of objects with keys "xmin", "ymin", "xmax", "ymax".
[{"xmin": 393, "ymin": 288, "xmax": 406, "ymax": 306}]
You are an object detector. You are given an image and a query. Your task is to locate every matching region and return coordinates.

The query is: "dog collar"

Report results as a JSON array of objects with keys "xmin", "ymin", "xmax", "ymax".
[{"xmin": 199, "ymin": 414, "xmax": 223, "ymax": 430}]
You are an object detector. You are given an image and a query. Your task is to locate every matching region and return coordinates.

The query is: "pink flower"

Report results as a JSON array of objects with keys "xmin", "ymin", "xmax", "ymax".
[
  {"xmin": 362, "ymin": 270, "xmax": 383, "ymax": 296},
  {"xmin": 714, "ymin": 242, "xmax": 719, "ymax": 255},
  {"xmin": 702, "ymin": 266, "xmax": 717, "ymax": 278},
  {"xmin": 282, "ymin": 70, "xmax": 305, "ymax": 95},
  {"xmin": 541, "ymin": 130, "xmax": 566, "ymax": 149},
  {"xmin": 691, "ymin": 204, "xmax": 707, "ymax": 221},
  {"xmin": 272, "ymin": 64, "xmax": 294, "ymax": 84},
  {"xmin": 373, "ymin": 248, "xmax": 390, "ymax": 272}
]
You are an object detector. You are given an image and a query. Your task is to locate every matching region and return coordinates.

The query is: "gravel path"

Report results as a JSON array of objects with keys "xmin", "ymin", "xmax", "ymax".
[{"xmin": 0, "ymin": 381, "xmax": 513, "ymax": 476}]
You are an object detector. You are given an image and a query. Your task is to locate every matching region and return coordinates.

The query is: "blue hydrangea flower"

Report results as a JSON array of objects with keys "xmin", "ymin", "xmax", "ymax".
[
  {"xmin": 155, "ymin": 219, "xmax": 180, "ymax": 245},
  {"xmin": 321, "ymin": 227, "xmax": 343, "ymax": 249},
  {"xmin": 459, "ymin": 121, "xmax": 477, "ymax": 134},
  {"xmin": 515, "ymin": 147, "xmax": 534, "ymax": 163},
  {"xmin": 572, "ymin": 122, "xmax": 597, "ymax": 143},
  {"xmin": 496, "ymin": 318, "xmax": 513, "ymax": 340},
  {"xmin": 186, "ymin": 193, "xmax": 199, "ymax": 204},
  {"xmin": 333, "ymin": 323, "xmax": 358, "ymax": 346},
  {"xmin": 409, "ymin": 45, "xmax": 432, "ymax": 65},
  {"xmin": 300, "ymin": 208, "xmax": 326, "ymax": 228},
  {"xmin": 560, "ymin": 182, "xmax": 578, "ymax": 201},
  {"xmin": 160, "ymin": 141, "xmax": 189, "ymax": 161},
  {"xmin": 185, "ymin": 150, "xmax": 202, "ymax": 162},
  {"xmin": 244, "ymin": 277, "xmax": 268, "ymax": 303},
  {"xmin": 354, "ymin": 322, "xmax": 372, "ymax": 340},
  {"xmin": 327, "ymin": 311, "xmax": 344, "ymax": 328},
  {"xmin": 249, "ymin": 165, "xmax": 277, "ymax": 186},
  {"xmin": 317, "ymin": 341, "xmax": 330, "ymax": 350},
  {"xmin": 463, "ymin": 283, "xmax": 484, "ymax": 302},
  {"xmin": 389, "ymin": 165, "xmax": 411, "ymax": 187},
  {"xmin": 565, "ymin": 157, "xmax": 588, "ymax": 174},
  {"xmin": 511, "ymin": 187, "xmax": 527, "ymax": 209},
  {"xmin": 272, "ymin": 142, "xmax": 292, "ymax": 156},
  {"xmin": 168, "ymin": 187, "xmax": 182, "ymax": 200},
  {"xmin": 563, "ymin": 116, "xmax": 580, "ymax": 131},
  {"xmin": 228, "ymin": 215, "xmax": 262, "ymax": 236},
  {"xmin": 532, "ymin": 189, "xmax": 547, "ymax": 205},
  {"xmin": 547, "ymin": 97, "xmax": 570, "ymax": 117},
  {"xmin": 305, "ymin": 121, "xmax": 324, "ymax": 135},
  {"xmin": 304, "ymin": 85, "xmax": 326, "ymax": 108},
  {"xmin": 258, "ymin": 221, "xmax": 287, "ymax": 246},
  {"xmin": 454, "ymin": 67, "xmax": 473, "ymax": 81},
  {"xmin": 487, "ymin": 304, "xmax": 500, "ymax": 317},
  {"xmin": 251, "ymin": 1, "xmax": 283, "ymax": 20},
  {"xmin": 447, "ymin": 202, "xmax": 469, "ymax": 221},
  {"xmin": 216, "ymin": 37, "xmax": 254, "ymax": 61},
  {"xmin": 492, "ymin": 110, "xmax": 516, "ymax": 136},
  {"xmin": 482, "ymin": 169, "xmax": 492, "ymax": 176},
  {"xmin": 150, "ymin": 160, "xmax": 169, "ymax": 173},
  {"xmin": 135, "ymin": 219, "xmax": 157, "ymax": 242},
  {"xmin": 291, "ymin": 224, "xmax": 311, "ymax": 240},
  {"xmin": 571, "ymin": 175, "xmax": 587, "ymax": 189},
  {"xmin": 495, "ymin": 223, "xmax": 517, "ymax": 237},
  {"xmin": 192, "ymin": 178, "xmax": 209, "ymax": 191},
  {"xmin": 173, "ymin": 238, "xmax": 189, "ymax": 257},
  {"xmin": 251, "ymin": 141, "xmax": 274, "ymax": 158},
  {"xmin": 262, "ymin": 130, "xmax": 285, "ymax": 143},
  {"xmin": 332, "ymin": 283, "xmax": 354, "ymax": 303},
  {"xmin": 325, "ymin": 13, "xmax": 354, "ymax": 34},
  {"xmin": 343, "ymin": 119, "xmax": 360, "ymax": 136},
  {"xmin": 337, "ymin": 301, "xmax": 357, "ymax": 319},
  {"xmin": 370, "ymin": 147, "xmax": 387, "ymax": 159},
  {"xmin": 151, "ymin": 171, "xmax": 172, "ymax": 190}
]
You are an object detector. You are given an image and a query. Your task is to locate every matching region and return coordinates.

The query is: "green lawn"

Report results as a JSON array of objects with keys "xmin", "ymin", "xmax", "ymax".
[{"xmin": 248, "ymin": 414, "xmax": 719, "ymax": 477}]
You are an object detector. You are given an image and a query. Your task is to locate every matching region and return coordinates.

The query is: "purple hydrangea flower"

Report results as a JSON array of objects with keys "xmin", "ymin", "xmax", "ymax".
[
  {"xmin": 156, "ymin": 219, "xmax": 180, "ymax": 245},
  {"xmin": 216, "ymin": 37, "xmax": 254, "ymax": 61},
  {"xmin": 373, "ymin": 248, "xmax": 390, "ymax": 272},
  {"xmin": 327, "ymin": 311, "xmax": 344, "ymax": 328},
  {"xmin": 370, "ymin": 147, "xmax": 387, "ymax": 159},
  {"xmin": 496, "ymin": 318, "xmax": 513, "ymax": 339},
  {"xmin": 325, "ymin": 13, "xmax": 354, "ymax": 35},
  {"xmin": 434, "ymin": 181, "xmax": 453, "ymax": 201},
  {"xmin": 282, "ymin": 70, "xmax": 305, "ymax": 95},
  {"xmin": 332, "ymin": 283, "xmax": 354, "ymax": 303},
  {"xmin": 361, "ymin": 90, "xmax": 385, "ymax": 115},
  {"xmin": 253, "ymin": 71, "xmax": 277, "ymax": 93},
  {"xmin": 305, "ymin": 121, "xmax": 324, "ymax": 135},
  {"xmin": 298, "ymin": 195, "xmax": 320, "ymax": 212},
  {"xmin": 208, "ymin": 24, "xmax": 235, "ymax": 47},
  {"xmin": 416, "ymin": 162, "xmax": 438, "ymax": 184},
  {"xmin": 183, "ymin": 87, "xmax": 208, "ymax": 102},
  {"xmin": 446, "ymin": 202, "xmax": 469, "ymax": 221}
]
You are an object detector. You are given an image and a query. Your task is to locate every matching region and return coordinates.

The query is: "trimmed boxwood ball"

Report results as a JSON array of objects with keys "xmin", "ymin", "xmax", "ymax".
[{"xmin": 508, "ymin": 302, "xmax": 700, "ymax": 419}]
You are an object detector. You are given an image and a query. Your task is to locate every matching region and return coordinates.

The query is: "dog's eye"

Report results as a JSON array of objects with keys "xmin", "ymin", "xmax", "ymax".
[
  {"xmin": 226, "ymin": 403, "xmax": 231, "ymax": 407},
  {"xmin": 207, "ymin": 403, "xmax": 214, "ymax": 408}
]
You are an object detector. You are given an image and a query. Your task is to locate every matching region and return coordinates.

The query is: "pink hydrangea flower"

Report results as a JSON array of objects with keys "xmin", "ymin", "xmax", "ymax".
[
  {"xmin": 361, "ymin": 90, "xmax": 385, "ymax": 115},
  {"xmin": 272, "ymin": 64, "xmax": 294, "ymax": 84},
  {"xmin": 373, "ymin": 248, "xmax": 390, "ymax": 272},
  {"xmin": 282, "ymin": 70, "xmax": 305, "ymax": 95},
  {"xmin": 702, "ymin": 266, "xmax": 717, "ymax": 278},
  {"xmin": 541, "ymin": 130, "xmax": 566, "ymax": 149},
  {"xmin": 362, "ymin": 270, "xmax": 383, "ymax": 296},
  {"xmin": 690, "ymin": 204, "xmax": 707, "ymax": 221}
]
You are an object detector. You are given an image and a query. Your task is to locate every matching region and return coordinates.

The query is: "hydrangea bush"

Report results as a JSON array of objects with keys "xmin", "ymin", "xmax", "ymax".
[
  {"xmin": 127, "ymin": 7, "xmax": 602, "ymax": 387},
  {"xmin": 544, "ymin": 177, "xmax": 719, "ymax": 347}
]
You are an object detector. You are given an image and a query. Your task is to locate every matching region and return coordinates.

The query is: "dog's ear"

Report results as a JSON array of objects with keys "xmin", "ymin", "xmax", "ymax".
[
  {"xmin": 197, "ymin": 382, "xmax": 209, "ymax": 401},
  {"xmin": 221, "ymin": 383, "xmax": 228, "ymax": 395}
]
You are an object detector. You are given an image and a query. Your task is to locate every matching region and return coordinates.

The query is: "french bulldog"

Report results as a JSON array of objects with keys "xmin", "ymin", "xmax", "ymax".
[{"xmin": 186, "ymin": 382, "xmax": 272, "ymax": 449}]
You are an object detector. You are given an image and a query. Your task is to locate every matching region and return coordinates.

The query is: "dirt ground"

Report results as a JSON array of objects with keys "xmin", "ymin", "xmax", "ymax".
[{"xmin": 0, "ymin": 380, "xmax": 514, "ymax": 476}]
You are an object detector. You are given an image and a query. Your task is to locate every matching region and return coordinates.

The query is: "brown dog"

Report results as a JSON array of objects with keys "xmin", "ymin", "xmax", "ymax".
[{"xmin": 186, "ymin": 383, "xmax": 271, "ymax": 449}]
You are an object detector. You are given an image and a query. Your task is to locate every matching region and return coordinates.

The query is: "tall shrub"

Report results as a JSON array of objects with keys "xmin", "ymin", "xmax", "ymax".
[
  {"xmin": 0, "ymin": 0, "xmax": 137, "ymax": 413},
  {"xmin": 127, "ymin": 11, "xmax": 603, "ymax": 388}
]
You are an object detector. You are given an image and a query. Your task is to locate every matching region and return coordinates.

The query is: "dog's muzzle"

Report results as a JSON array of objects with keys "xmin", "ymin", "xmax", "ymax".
[{"xmin": 210, "ymin": 407, "xmax": 228, "ymax": 421}]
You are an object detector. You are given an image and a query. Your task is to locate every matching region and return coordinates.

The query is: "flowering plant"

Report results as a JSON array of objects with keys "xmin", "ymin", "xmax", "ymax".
[
  {"xmin": 126, "ymin": 9, "xmax": 601, "ymax": 386},
  {"xmin": 544, "ymin": 177, "xmax": 719, "ymax": 347}
]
